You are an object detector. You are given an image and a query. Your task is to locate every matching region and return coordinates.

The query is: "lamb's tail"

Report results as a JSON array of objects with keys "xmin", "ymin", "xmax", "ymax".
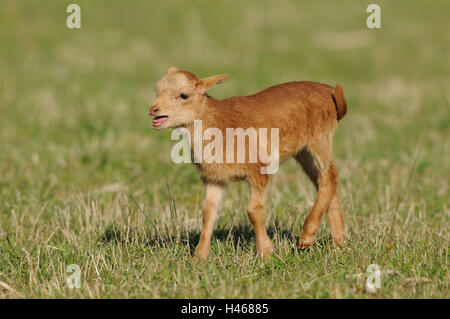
[{"xmin": 332, "ymin": 84, "xmax": 347, "ymax": 121}]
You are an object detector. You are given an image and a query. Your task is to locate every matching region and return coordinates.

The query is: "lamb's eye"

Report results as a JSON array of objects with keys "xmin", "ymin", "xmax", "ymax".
[{"xmin": 180, "ymin": 93, "xmax": 189, "ymax": 100}]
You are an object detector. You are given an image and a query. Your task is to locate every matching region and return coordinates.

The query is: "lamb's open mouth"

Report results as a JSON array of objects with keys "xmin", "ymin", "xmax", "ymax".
[{"xmin": 152, "ymin": 115, "xmax": 169, "ymax": 128}]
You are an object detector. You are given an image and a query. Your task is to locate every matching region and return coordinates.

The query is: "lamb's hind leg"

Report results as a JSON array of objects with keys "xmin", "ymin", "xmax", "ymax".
[
  {"xmin": 295, "ymin": 148, "xmax": 343, "ymax": 248},
  {"xmin": 326, "ymin": 192, "xmax": 345, "ymax": 246}
]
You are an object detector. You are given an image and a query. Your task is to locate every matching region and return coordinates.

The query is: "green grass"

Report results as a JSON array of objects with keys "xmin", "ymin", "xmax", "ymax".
[{"xmin": 0, "ymin": 0, "xmax": 448, "ymax": 298}]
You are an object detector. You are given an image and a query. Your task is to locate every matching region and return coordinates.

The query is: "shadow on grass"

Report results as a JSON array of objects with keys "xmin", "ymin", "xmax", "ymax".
[{"xmin": 99, "ymin": 220, "xmax": 310, "ymax": 255}]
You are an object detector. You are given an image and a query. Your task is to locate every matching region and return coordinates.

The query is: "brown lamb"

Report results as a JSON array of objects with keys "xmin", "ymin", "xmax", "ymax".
[{"xmin": 149, "ymin": 66, "xmax": 347, "ymax": 260}]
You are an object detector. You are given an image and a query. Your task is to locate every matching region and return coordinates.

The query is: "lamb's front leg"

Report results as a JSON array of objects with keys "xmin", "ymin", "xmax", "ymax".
[
  {"xmin": 247, "ymin": 183, "xmax": 273, "ymax": 258},
  {"xmin": 194, "ymin": 183, "xmax": 224, "ymax": 260}
]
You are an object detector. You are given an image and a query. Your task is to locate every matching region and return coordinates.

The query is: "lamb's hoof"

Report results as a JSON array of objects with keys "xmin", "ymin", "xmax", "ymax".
[
  {"xmin": 191, "ymin": 255, "xmax": 205, "ymax": 264},
  {"xmin": 298, "ymin": 236, "xmax": 313, "ymax": 249},
  {"xmin": 256, "ymin": 241, "xmax": 274, "ymax": 261},
  {"xmin": 332, "ymin": 235, "xmax": 345, "ymax": 248},
  {"xmin": 258, "ymin": 248, "xmax": 273, "ymax": 261},
  {"xmin": 192, "ymin": 246, "xmax": 209, "ymax": 263},
  {"xmin": 298, "ymin": 232, "xmax": 314, "ymax": 249},
  {"xmin": 298, "ymin": 242, "xmax": 312, "ymax": 249},
  {"xmin": 333, "ymin": 239, "xmax": 345, "ymax": 248}
]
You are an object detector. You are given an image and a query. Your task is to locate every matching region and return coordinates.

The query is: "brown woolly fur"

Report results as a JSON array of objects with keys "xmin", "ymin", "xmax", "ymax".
[{"xmin": 150, "ymin": 67, "xmax": 347, "ymax": 260}]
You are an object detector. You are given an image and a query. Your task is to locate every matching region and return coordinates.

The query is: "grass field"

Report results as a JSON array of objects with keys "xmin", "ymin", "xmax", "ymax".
[{"xmin": 0, "ymin": 0, "xmax": 448, "ymax": 298}]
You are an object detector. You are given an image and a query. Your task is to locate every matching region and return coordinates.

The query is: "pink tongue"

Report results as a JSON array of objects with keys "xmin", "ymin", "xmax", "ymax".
[{"xmin": 152, "ymin": 117, "xmax": 167, "ymax": 126}]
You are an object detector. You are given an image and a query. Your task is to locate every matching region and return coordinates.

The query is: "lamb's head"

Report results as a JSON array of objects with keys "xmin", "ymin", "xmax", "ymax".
[{"xmin": 149, "ymin": 66, "xmax": 229, "ymax": 129}]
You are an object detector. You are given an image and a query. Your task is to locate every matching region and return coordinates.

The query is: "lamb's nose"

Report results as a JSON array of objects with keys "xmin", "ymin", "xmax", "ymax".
[{"xmin": 149, "ymin": 106, "xmax": 160, "ymax": 116}]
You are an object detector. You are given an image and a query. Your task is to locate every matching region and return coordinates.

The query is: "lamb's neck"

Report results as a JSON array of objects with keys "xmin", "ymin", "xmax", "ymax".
[{"xmin": 195, "ymin": 97, "xmax": 222, "ymax": 129}]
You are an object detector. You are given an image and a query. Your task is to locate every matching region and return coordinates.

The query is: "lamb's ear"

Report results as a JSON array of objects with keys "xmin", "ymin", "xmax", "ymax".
[
  {"xmin": 167, "ymin": 66, "xmax": 179, "ymax": 74},
  {"xmin": 197, "ymin": 74, "xmax": 229, "ymax": 94}
]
